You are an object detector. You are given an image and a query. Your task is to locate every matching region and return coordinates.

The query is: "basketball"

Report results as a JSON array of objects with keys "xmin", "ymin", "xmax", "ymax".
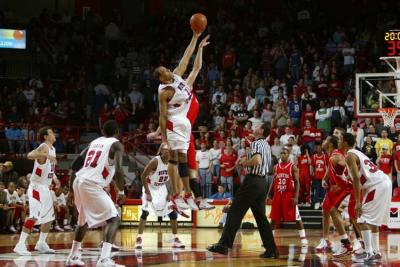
[
  {"xmin": 190, "ymin": 13, "xmax": 207, "ymax": 33},
  {"xmin": 13, "ymin": 30, "xmax": 24, "ymax": 40}
]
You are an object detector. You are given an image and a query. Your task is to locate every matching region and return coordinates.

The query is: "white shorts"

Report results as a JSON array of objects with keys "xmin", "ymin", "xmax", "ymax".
[
  {"xmin": 28, "ymin": 183, "xmax": 55, "ymax": 225},
  {"xmin": 142, "ymin": 185, "xmax": 172, "ymax": 217},
  {"xmin": 357, "ymin": 179, "xmax": 392, "ymax": 226},
  {"xmin": 167, "ymin": 117, "xmax": 191, "ymax": 151},
  {"xmin": 73, "ymin": 177, "xmax": 118, "ymax": 228}
]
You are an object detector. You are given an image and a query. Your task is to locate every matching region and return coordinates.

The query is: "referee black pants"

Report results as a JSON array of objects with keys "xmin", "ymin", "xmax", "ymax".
[{"xmin": 219, "ymin": 174, "xmax": 277, "ymax": 250}]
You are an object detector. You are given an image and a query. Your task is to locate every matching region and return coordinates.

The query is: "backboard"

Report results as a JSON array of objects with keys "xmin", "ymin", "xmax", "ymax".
[{"xmin": 355, "ymin": 57, "xmax": 400, "ymax": 117}]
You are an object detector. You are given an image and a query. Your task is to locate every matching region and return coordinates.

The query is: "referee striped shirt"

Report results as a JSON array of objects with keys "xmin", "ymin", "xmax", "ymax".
[{"xmin": 247, "ymin": 138, "xmax": 272, "ymax": 176}]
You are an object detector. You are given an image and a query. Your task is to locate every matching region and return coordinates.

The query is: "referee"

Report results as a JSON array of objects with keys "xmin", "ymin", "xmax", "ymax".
[{"xmin": 207, "ymin": 123, "xmax": 279, "ymax": 258}]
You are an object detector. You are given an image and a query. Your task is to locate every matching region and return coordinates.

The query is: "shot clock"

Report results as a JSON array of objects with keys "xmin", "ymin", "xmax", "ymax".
[{"xmin": 384, "ymin": 30, "xmax": 400, "ymax": 56}]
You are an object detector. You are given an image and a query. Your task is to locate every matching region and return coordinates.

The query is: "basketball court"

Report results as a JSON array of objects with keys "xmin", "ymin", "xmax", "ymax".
[{"xmin": 0, "ymin": 228, "xmax": 400, "ymax": 266}]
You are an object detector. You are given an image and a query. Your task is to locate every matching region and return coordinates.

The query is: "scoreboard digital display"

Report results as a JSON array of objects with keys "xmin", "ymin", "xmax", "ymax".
[
  {"xmin": 0, "ymin": 29, "xmax": 26, "ymax": 49},
  {"xmin": 384, "ymin": 29, "xmax": 400, "ymax": 56}
]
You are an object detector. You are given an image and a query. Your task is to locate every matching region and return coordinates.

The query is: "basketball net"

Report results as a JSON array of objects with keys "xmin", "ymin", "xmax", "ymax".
[{"xmin": 378, "ymin": 107, "xmax": 399, "ymax": 127}]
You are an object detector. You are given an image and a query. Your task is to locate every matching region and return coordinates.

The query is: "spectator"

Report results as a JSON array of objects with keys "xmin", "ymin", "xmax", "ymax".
[
  {"xmin": 213, "ymin": 109, "xmax": 225, "ymax": 130},
  {"xmin": 261, "ymin": 103, "xmax": 275, "ymax": 123},
  {"xmin": 394, "ymin": 133, "xmax": 400, "ymax": 188},
  {"xmin": 301, "ymin": 103, "xmax": 316, "ymax": 127},
  {"xmin": 51, "ymin": 187, "xmax": 72, "ymax": 231},
  {"xmin": 347, "ymin": 119, "xmax": 364, "ymax": 149},
  {"xmin": 376, "ymin": 145, "xmax": 392, "ymax": 178},
  {"xmin": 209, "ymin": 185, "xmax": 232, "ymax": 228},
  {"xmin": 280, "ymin": 127, "xmax": 295, "ymax": 146},
  {"xmin": 212, "ymin": 85, "xmax": 227, "ymax": 105},
  {"xmin": 5, "ymin": 123, "xmax": 22, "ymax": 153},
  {"xmin": 330, "ymin": 98, "xmax": 346, "ymax": 129},
  {"xmin": 196, "ymin": 142, "xmax": 213, "ymax": 198},
  {"xmin": 315, "ymin": 100, "xmax": 332, "ymax": 134},
  {"xmin": 255, "ymin": 80, "xmax": 267, "ymax": 106},
  {"xmin": 275, "ymin": 97, "xmax": 289, "ymax": 127},
  {"xmin": 0, "ymin": 161, "xmax": 19, "ymax": 187},
  {"xmin": 342, "ymin": 42, "xmax": 355, "ymax": 74},
  {"xmin": 4, "ymin": 181, "xmax": 18, "ymax": 233},
  {"xmin": 362, "ymin": 136, "xmax": 377, "ymax": 163},
  {"xmin": 98, "ymin": 103, "xmax": 113, "ymax": 130},
  {"xmin": 232, "ymin": 103, "xmax": 249, "ymax": 123},
  {"xmin": 210, "ymin": 140, "xmax": 222, "ymax": 179},
  {"xmin": 207, "ymin": 63, "xmax": 219, "ymax": 82},
  {"xmin": 14, "ymin": 186, "xmax": 27, "ymax": 230},
  {"xmin": 248, "ymin": 110, "xmax": 262, "ymax": 131},
  {"xmin": 271, "ymin": 137, "xmax": 282, "ymax": 159},
  {"xmin": 230, "ymin": 130, "xmax": 240, "ymax": 151},
  {"xmin": 0, "ymin": 182, "xmax": 8, "ymax": 232},
  {"xmin": 375, "ymin": 129, "xmax": 394, "ymax": 156},
  {"xmin": 128, "ymin": 83, "xmax": 144, "ymax": 109},
  {"xmin": 220, "ymin": 145, "xmax": 237, "ymax": 193},
  {"xmin": 288, "ymin": 136, "xmax": 301, "ymax": 158},
  {"xmin": 302, "ymin": 119, "xmax": 316, "ymax": 152},
  {"xmin": 270, "ymin": 79, "xmax": 280, "ymax": 102},
  {"xmin": 288, "ymin": 94, "xmax": 302, "ymax": 126},
  {"xmin": 364, "ymin": 124, "xmax": 379, "ymax": 143}
]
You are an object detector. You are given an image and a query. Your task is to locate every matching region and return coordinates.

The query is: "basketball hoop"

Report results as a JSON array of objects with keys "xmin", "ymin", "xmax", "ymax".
[{"xmin": 378, "ymin": 107, "xmax": 400, "ymax": 127}]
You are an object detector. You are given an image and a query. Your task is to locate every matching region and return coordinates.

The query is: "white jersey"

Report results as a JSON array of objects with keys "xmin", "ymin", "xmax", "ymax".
[
  {"xmin": 4, "ymin": 189, "xmax": 19, "ymax": 204},
  {"xmin": 347, "ymin": 149, "xmax": 390, "ymax": 190},
  {"xmin": 30, "ymin": 143, "xmax": 56, "ymax": 187},
  {"xmin": 147, "ymin": 156, "xmax": 169, "ymax": 187},
  {"xmin": 51, "ymin": 191, "xmax": 66, "ymax": 206},
  {"xmin": 158, "ymin": 74, "xmax": 192, "ymax": 119},
  {"xmin": 76, "ymin": 136, "xmax": 119, "ymax": 187}
]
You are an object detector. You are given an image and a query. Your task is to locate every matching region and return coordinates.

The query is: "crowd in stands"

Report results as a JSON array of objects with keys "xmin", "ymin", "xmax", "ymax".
[{"xmin": 1, "ymin": 1, "xmax": 400, "ymax": 231}]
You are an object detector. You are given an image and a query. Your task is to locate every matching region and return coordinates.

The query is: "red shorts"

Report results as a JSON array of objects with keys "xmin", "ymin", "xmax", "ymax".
[
  {"xmin": 322, "ymin": 189, "xmax": 341, "ymax": 212},
  {"xmin": 270, "ymin": 191, "xmax": 297, "ymax": 222},
  {"xmin": 187, "ymin": 133, "xmax": 197, "ymax": 170},
  {"xmin": 333, "ymin": 188, "xmax": 358, "ymax": 219}
]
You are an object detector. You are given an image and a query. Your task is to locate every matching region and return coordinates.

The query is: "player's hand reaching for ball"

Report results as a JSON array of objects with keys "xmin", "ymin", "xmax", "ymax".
[{"xmin": 199, "ymin": 35, "xmax": 210, "ymax": 48}]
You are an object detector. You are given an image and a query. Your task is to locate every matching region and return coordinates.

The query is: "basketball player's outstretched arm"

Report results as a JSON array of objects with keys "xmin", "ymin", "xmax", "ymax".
[
  {"xmin": 27, "ymin": 143, "xmax": 50, "ymax": 164},
  {"xmin": 173, "ymin": 31, "xmax": 201, "ymax": 76},
  {"xmin": 140, "ymin": 158, "xmax": 158, "ymax": 201},
  {"xmin": 186, "ymin": 35, "xmax": 210, "ymax": 87},
  {"xmin": 111, "ymin": 141, "xmax": 126, "ymax": 192},
  {"xmin": 345, "ymin": 153, "xmax": 362, "ymax": 217},
  {"xmin": 292, "ymin": 165, "xmax": 300, "ymax": 205}
]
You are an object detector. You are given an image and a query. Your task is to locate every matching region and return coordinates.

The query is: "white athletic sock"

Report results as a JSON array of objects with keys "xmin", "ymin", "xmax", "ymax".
[
  {"xmin": 173, "ymin": 234, "xmax": 177, "ymax": 239},
  {"xmin": 339, "ymin": 234, "xmax": 349, "ymax": 240},
  {"xmin": 17, "ymin": 232, "xmax": 29, "ymax": 245},
  {"xmin": 38, "ymin": 232, "xmax": 48, "ymax": 244},
  {"xmin": 100, "ymin": 242, "xmax": 112, "ymax": 260},
  {"xmin": 371, "ymin": 232, "xmax": 379, "ymax": 253},
  {"xmin": 361, "ymin": 230, "xmax": 373, "ymax": 253},
  {"xmin": 69, "ymin": 241, "xmax": 81, "ymax": 257},
  {"xmin": 298, "ymin": 229, "xmax": 306, "ymax": 239},
  {"xmin": 63, "ymin": 219, "xmax": 68, "ymax": 225}
]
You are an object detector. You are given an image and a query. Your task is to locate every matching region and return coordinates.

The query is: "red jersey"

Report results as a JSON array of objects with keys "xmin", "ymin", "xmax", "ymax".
[
  {"xmin": 394, "ymin": 146, "xmax": 400, "ymax": 170},
  {"xmin": 314, "ymin": 129, "xmax": 323, "ymax": 143},
  {"xmin": 220, "ymin": 153, "xmax": 237, "ymax": 177},
  {"xmin": 186, "ymin": 93, "xmax": 199, "ymax": 126},
  {"xmin": 378, "ymin": 155, "xmax": 392, "ymax": 175},
  {"xmin": 273, "ymin": 162, "xmax": 295, "ymax": 193},
  {"xmin": 302, "ymin": 126, "xmax": 316, "ymax": 143},
  {"xmin": 301, "ymin": 111, "xmax": 316, "ymax": 127},
  {"xmin": 297, "ymin": 154, "xmax": 311, "ymax": 176},
  {"xmin": 312, "ymin": 153, "xmax": 328, "ymax": 180},
  {"xmin": 328, "ymin": 149, "xmax": 348, "ymax": 188}
]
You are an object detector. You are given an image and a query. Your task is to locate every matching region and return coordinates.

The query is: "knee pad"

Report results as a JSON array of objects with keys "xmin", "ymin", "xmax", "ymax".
[
  {"xmin": 24, "ymin": 219, "xmax": 36, "ymax": 230},
  {"xmin": 169, "ymin": 160, "xmax": 178, "ymax": 165},
  {"xmin": 168, "ymin": 211, "xmax": 178, "ymax": 220},
  {"xmin": 178, "ymin": 162, "xmax": 189, "ymax": 178},
  {"xmin": 140, "ymin": 210, "xmax": 149, "ymax": 220}
]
